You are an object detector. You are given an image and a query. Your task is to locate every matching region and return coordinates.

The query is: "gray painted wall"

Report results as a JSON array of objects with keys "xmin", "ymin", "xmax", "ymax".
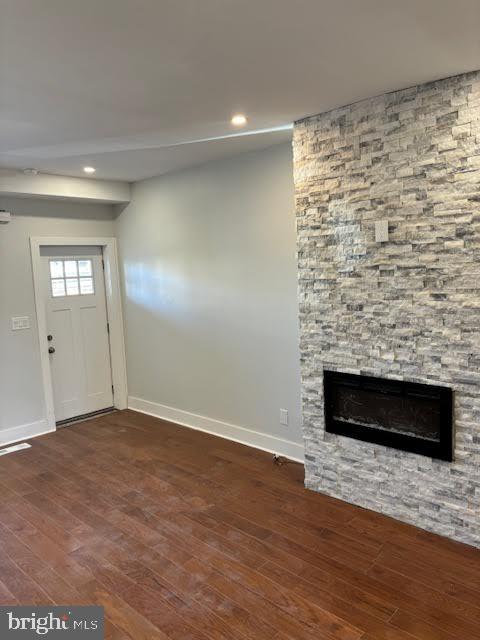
[
  {"xmin": 116, "ymin": 143, "xmax": 303, "ymax": 451},
  {"xmin": 294, "ymin": 71, "xmax": 480, "ymax": 547},
  {"xmin": 0, "ymin": 197, "xmax": 115, "ymax": 439}
]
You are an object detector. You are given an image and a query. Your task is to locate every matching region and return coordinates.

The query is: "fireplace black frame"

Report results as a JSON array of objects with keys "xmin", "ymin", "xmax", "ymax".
[{"xmin": 324, "ymin": 370, "xmax": 454, "ymax": 461}]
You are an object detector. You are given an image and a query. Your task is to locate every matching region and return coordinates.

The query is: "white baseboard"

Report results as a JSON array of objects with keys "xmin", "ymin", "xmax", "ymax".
[
  {"xmin": 128, "ymin": 396, "xmax": 304, "ymax": 463},
  {"xmin": 0, "ymin": 419, "xmax": 54, "ymax": 447}
]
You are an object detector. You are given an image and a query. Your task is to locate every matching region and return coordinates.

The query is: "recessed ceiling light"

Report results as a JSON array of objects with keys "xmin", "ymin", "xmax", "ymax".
[
  {"xmin": 83, "ymin": 166, "xmax": 96, "ymax": 174},
  {"xmin": 231, "ymin": 114, "xmax": 247, "ymax": 127}
]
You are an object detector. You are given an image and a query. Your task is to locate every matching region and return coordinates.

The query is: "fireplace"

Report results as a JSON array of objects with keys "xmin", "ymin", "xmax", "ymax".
[{"xmin": 324, "ymin": 371, "xmax": 454, "ymax": 461}]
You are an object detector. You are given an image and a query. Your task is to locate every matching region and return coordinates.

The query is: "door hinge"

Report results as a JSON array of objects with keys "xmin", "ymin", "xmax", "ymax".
[
  {"xmin": 112, "ymin": 384, "xmax": 115, "ymax": 395},
  {"xmin": 107, "ymin": 322, "xmax": 110, "ymax": 334},
  {"xmin": 102, "ymin": 258, "xmax": 105, "ymax": 270}
]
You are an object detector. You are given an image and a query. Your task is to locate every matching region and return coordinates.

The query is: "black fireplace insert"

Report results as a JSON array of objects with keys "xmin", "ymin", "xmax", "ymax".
[{"xmin": 324, "ymin": 370, "xmax": 453, "ymax": 461}]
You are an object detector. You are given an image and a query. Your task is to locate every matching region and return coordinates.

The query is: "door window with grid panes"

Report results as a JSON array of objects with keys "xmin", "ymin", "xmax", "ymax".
[{"xmin": 49, "ymin": 259, "xmax": 95, "ymax": 297}]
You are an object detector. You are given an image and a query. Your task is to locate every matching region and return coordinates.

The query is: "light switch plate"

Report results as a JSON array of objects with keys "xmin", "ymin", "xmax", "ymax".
[
  {"xmin": 280, "ymin": 409, "xmax": 289, "ymax": 426},
  {"xmin": 11, "ymin": 316, "xmax": 30, "ymax": 331},
  {"xmin": 375, "ymin": 220, "xmax": 389, "ymax": 243}
]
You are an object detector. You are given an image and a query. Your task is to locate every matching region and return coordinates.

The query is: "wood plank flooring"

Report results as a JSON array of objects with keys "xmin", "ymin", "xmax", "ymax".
[{"xmin": 0, "ymin": 409, "xmax": 479, "ymax": 640}]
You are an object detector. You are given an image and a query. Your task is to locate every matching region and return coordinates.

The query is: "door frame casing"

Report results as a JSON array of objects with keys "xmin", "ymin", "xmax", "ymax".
[{"xmin": 30, "ymin": 236, "xmax": 128, "ymax": 431}]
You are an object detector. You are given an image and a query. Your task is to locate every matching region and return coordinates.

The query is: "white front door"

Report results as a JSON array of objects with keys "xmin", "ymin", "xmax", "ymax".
[{"xmin": 43, "ymin": 252, "xmax": 114, "ymax": 422}]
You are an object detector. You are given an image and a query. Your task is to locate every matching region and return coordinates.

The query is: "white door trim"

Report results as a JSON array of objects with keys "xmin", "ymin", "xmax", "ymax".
[{"xmin": 30, "ymin": 236, "xmax": 128, "ymax": 431}]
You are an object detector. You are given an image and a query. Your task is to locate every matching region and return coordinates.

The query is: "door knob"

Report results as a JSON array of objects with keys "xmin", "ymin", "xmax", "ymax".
[
  {"xmin": 48, "ymin": 346, "xmax": 55, "ymax": 354},
  {"xmin": 47, "ymin": 334, "xmax": 53, "ymax": 341}
]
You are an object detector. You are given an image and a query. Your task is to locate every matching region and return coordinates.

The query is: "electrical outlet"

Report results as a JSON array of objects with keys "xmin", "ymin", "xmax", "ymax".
[{"xmin": 280, "ymin": 409, "xmax": 289, "ymax": 426}]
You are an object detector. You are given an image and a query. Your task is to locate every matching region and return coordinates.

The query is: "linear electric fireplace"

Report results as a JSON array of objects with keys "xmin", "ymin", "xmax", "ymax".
[{"xmin": 324, "ymin": 370, "xmax": 454, "ymax": 461}]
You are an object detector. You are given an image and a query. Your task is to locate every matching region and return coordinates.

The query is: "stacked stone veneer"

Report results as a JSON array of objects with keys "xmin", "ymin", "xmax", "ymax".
[{"xmin": 293, "ymin": 71, "xmax": 480, "ymax": 547}]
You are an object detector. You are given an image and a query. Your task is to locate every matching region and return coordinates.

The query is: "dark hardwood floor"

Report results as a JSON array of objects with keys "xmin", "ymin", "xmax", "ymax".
[{"xmin": 0, "ymin": 409, "xmax": 479, "ymax": 639}]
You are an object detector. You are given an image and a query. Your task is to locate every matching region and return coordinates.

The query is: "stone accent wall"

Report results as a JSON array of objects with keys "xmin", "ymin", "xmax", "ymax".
[{"xmin": 293, "ymin": 71, "xmax": 480, "ymax": 547}]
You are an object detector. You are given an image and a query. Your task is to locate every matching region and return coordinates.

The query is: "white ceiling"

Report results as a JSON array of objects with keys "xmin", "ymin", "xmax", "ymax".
[{"xmin": 1, "ymin": 0, "xmax": 479, "ymax": 182}]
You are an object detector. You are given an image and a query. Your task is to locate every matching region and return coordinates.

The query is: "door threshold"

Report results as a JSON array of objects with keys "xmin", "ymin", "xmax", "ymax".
[{"xmin": 56, "ymin": 407, "xmax": 116, "ymax": 428}]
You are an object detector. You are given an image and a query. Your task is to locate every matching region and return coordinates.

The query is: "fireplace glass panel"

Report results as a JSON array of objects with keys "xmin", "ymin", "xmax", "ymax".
[{"xmin": 332, "ymin": 384, "xmax": 441, "ymax": 442}]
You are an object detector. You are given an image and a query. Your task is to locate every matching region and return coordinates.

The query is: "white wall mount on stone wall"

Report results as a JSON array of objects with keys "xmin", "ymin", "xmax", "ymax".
[{"xmin": 374, "ymin": 220, "xmax": 389, "ymax": 243}]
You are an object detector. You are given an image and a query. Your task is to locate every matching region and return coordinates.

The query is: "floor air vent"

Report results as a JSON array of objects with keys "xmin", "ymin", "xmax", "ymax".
[{"xmin": 0, "ymin": 442, "xmax": 32, "ymax": 457}]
